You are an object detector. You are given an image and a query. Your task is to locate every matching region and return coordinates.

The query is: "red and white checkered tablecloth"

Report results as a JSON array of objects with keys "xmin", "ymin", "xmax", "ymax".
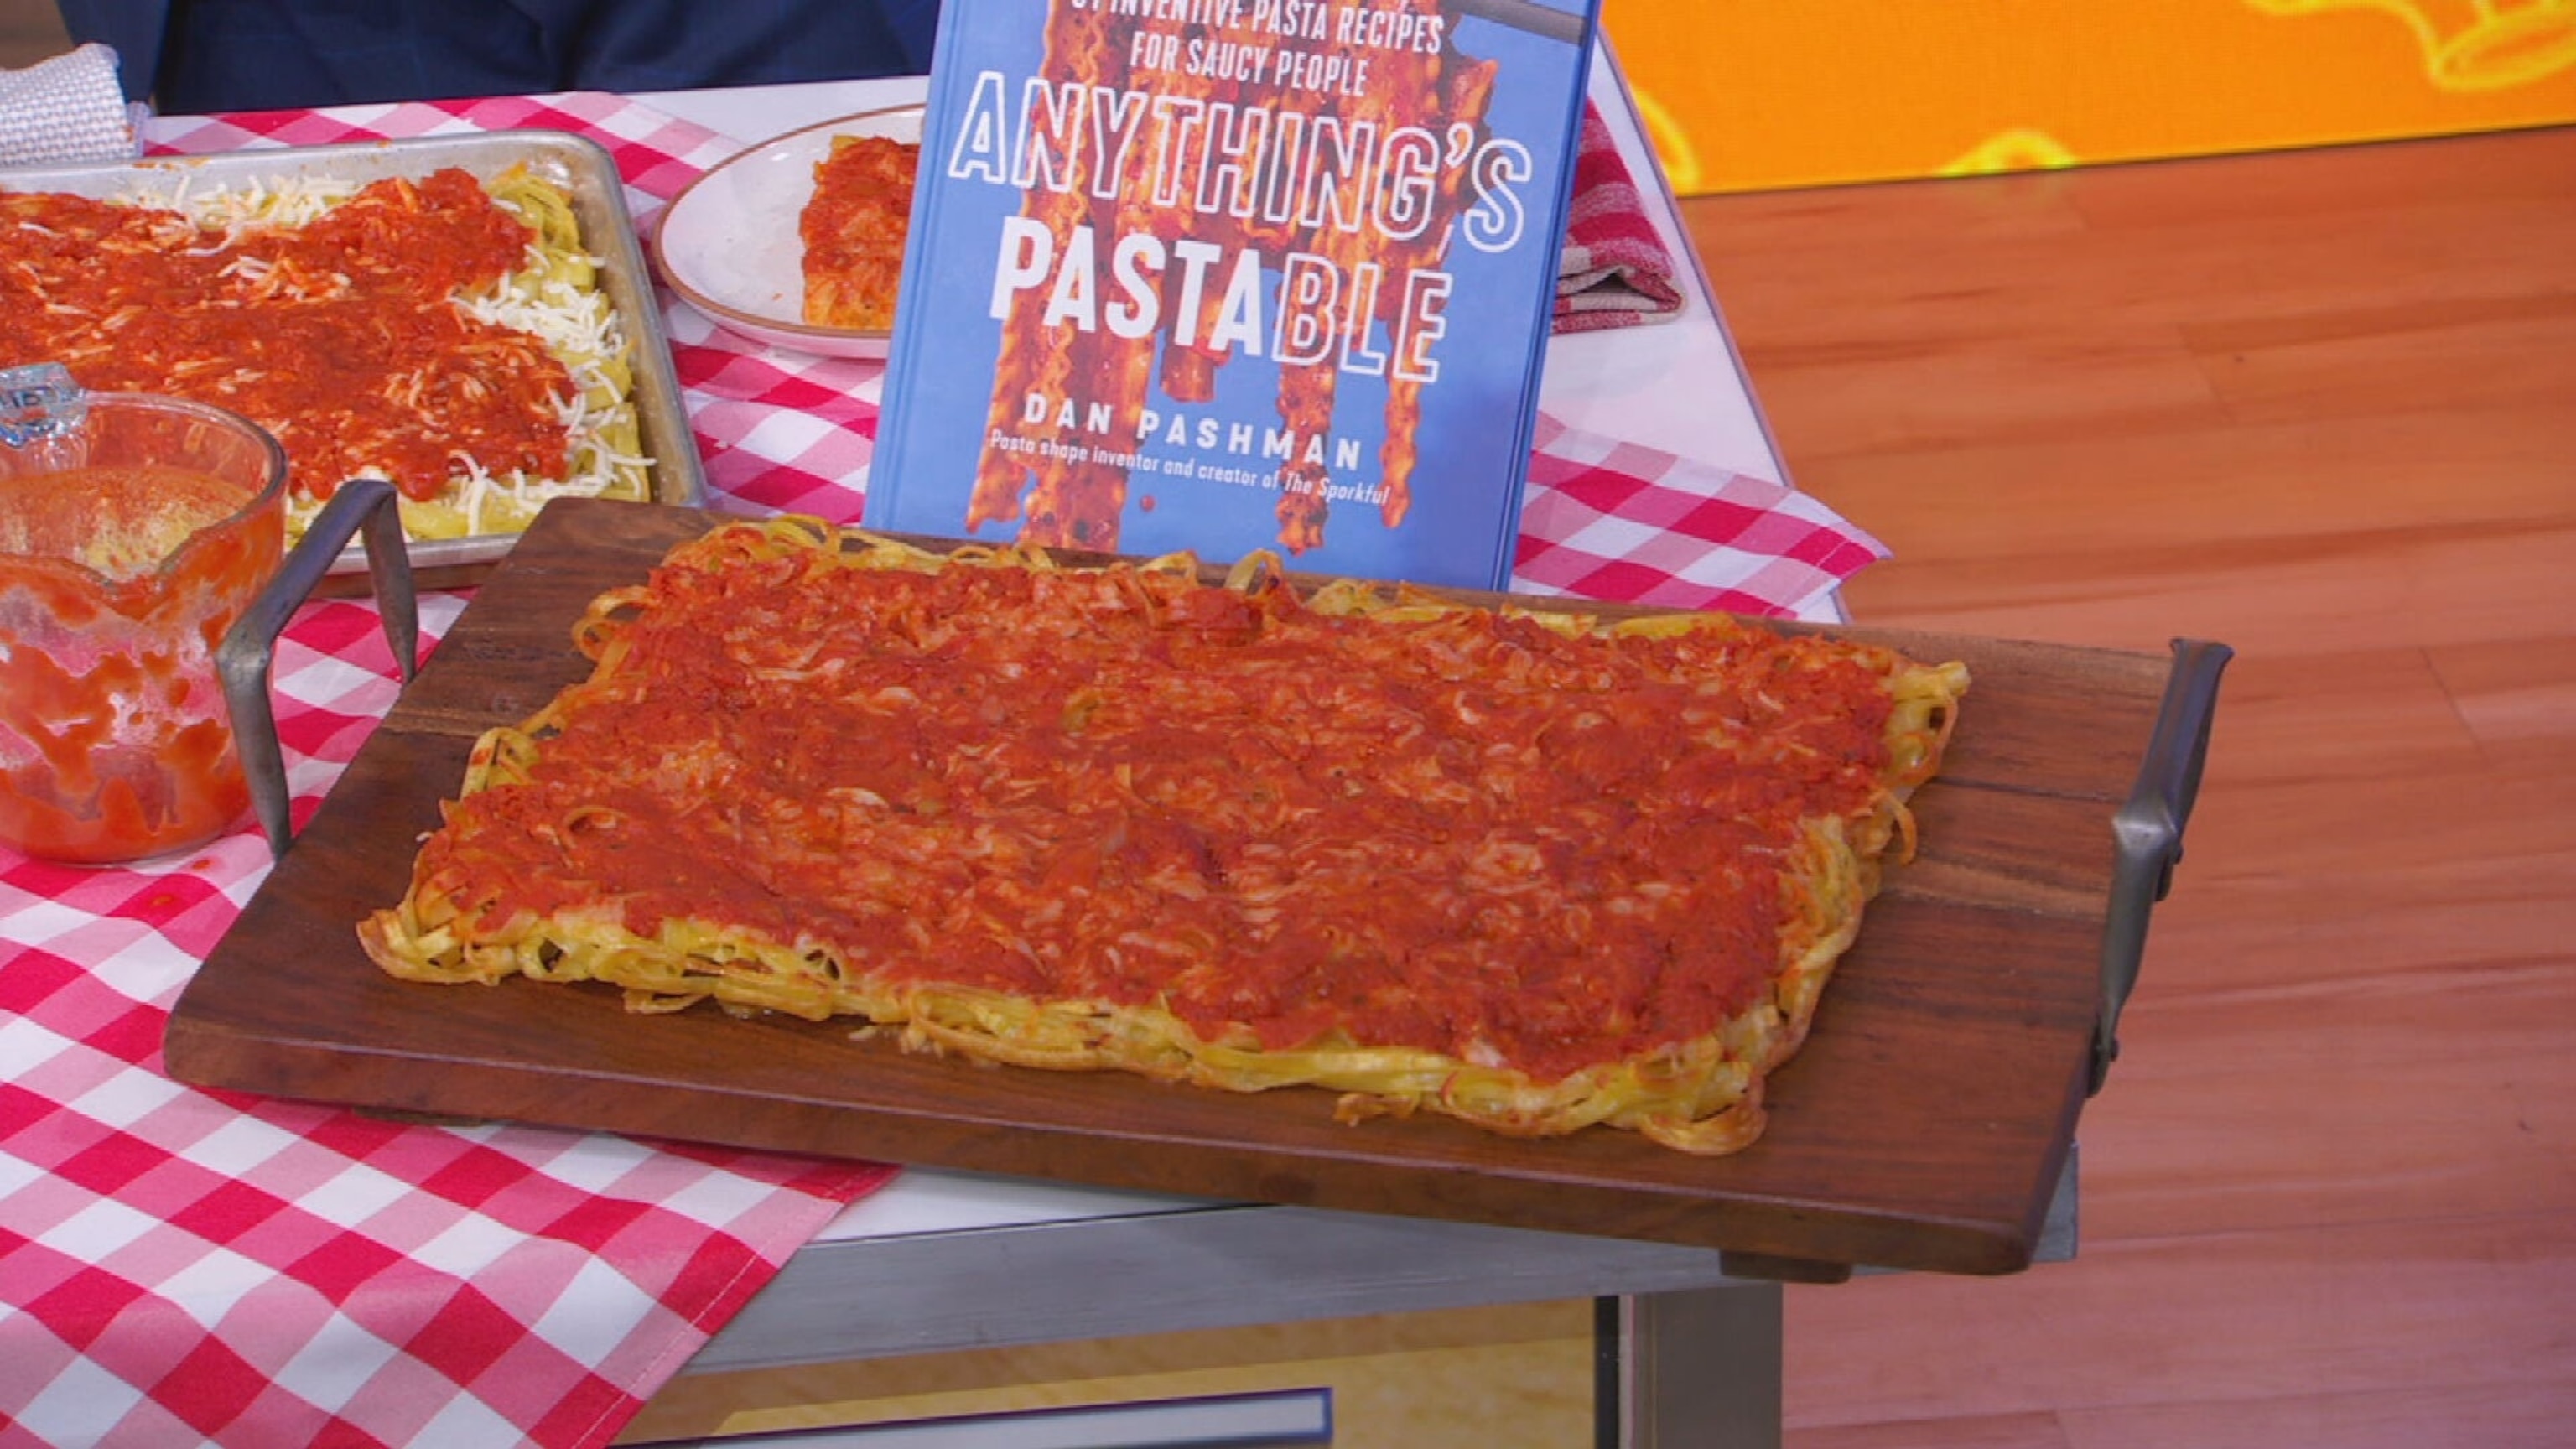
[
  {"xmin": 2, "ymin": 91, "xmax": 1888, "ymax": 1449},
  {"xmin": 0, "ymin": 594, "xmax": 895, "ymax": 1449}
]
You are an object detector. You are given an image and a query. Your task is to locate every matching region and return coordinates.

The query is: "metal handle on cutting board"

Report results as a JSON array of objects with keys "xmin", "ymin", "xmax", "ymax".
[
  {"xmin": 2092, "ymin": 637, "xmax": 2233, "ymax": 1095},
  {"xmin": 216, "ymin": 479, "xmax": 420, "ymax": 860}
]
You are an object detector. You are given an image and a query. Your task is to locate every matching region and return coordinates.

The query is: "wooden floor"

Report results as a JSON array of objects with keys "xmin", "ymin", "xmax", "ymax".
[
  {"xmin": 1682, "ymin": 127, "xmax": 2576, "ymax": 1445},
  {"xmin": 11, "ymin": 5, "xmax": 2570, "ymax": 1440}
]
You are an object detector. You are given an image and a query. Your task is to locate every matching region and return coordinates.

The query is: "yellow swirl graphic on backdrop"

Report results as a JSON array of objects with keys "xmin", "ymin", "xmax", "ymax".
[
  {"xmin": 1629, "ymin": 85, "xmax": 1706, "ymax": 194},
  {"xmin": 1941, "ymin": 128, "xmax": 2082, "ymax": 174},
  {"xmin": 2246, "ymin": 0, "xmax": 2576, "ymax": 89}
]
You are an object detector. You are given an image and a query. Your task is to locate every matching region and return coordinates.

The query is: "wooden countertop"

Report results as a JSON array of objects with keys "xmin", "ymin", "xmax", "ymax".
[{"xmin": 1681, "ymin": 122, "xmax": 2576, "ymax": 1440}]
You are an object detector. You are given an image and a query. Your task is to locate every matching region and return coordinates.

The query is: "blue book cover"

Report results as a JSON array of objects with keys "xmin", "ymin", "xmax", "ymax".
[{"xmin": 868, "ymin": 0, "xmax": 1604, "ymax": 590}]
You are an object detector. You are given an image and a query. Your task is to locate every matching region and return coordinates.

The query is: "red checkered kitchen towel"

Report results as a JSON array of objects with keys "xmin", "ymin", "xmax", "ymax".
[
  {"xmin": 1555, "ymin": 101, "xmax": 1687, "ymax": 333},
  {"xmin": 3, "ymin": 88, "xmax": 1884, "ymax": 1449}
]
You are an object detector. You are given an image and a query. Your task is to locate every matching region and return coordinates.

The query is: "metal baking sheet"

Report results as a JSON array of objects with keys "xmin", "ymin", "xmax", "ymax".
[{"xmin": 0, "ymin": 132, "xmax": 705, "ymax": 585}]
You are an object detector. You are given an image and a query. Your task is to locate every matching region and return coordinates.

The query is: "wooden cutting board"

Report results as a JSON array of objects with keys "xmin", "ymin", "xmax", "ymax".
[{"xmin": 165, "ymin": 498, "xmax": 2190, "ymax": 1278}]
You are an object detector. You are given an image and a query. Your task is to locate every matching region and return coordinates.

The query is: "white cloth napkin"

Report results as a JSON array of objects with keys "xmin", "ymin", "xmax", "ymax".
[{"xmin": 1, "ymin": 44, "xmax": 143, "ymax": 169}]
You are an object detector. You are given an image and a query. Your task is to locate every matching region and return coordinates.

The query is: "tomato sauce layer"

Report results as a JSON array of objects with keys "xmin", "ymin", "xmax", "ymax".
[
  {"xmin": 424, "ymin": 549, "xmax": 1898, "ymax": 1083},
  {"xmin": 799, "ymin": 136, "xmax": 917, "ymax": 331},
  {"xmin": 0, "ymin": 169, "xmax": 570, "ymax": 507}
]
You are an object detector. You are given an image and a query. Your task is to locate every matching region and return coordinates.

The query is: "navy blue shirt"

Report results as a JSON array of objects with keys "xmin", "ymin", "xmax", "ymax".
[{"xmin": 60, "ymin": 0, "xmax": 941, "ymax": 111}]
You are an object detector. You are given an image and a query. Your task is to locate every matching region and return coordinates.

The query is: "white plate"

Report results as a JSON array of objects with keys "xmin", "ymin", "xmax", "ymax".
[{"xmin": 652, "ymin": 105, "xmax": 922, "ymax": 360}]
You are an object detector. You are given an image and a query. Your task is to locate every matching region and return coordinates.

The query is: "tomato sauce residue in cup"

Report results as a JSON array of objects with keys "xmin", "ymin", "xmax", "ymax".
[{"xmin": 0, "ymin": 463, "xmax": 282, "ymax": 864}]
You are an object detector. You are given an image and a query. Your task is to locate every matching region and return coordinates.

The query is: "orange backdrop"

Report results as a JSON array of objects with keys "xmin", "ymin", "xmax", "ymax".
[{"xmin": 1602, "ymin": 0, "xmax": 2576, "ymax": 193}]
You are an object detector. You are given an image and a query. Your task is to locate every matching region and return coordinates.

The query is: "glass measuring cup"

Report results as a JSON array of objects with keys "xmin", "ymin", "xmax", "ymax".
[{"xmin": 0, "ymin": 385, "xmax": 290, "ymax": 863}]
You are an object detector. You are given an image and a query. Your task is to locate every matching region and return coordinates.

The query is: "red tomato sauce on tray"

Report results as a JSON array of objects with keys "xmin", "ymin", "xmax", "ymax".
[{"xmin": 0, "ymin": 169, "xmax": 569, "ymax": 508}]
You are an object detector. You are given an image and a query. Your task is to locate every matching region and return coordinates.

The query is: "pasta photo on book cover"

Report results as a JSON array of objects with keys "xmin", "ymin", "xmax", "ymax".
[{"xmin": 870, "ymin": 0, "xmax": 1605, "ymax": 591}]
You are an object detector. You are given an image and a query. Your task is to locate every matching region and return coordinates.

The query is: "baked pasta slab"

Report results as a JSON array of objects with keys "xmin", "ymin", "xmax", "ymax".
[
  {"xmin": 360, "ymin": 518, "xmax": 1969, "ymax": 1155},
  {"xmin": 798, "ymin": 133, "xmax": 917, "ymax": 331}
]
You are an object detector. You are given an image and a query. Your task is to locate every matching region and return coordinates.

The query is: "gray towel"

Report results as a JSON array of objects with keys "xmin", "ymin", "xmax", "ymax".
[{"xmin": 1, "ymin": 44, "xmax": 143, "ymax": 169}]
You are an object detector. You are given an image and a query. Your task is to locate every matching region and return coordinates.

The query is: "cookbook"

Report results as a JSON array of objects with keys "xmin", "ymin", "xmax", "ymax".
[{"xmin": 868, "ymin": 0, "xmax": 1604, "ymax": 590}]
